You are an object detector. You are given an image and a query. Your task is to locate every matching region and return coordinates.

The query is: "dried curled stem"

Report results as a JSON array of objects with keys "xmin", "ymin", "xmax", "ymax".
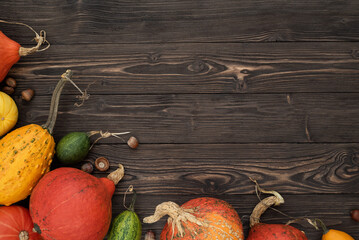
[
  {"xmin": 0, "ymin": 19, "xmax": 50, "ymax": 55},
  {"xmin": 143, "ymin": 202, "xmax": 207, "ymax": 239},
  {"xmin": 249, "ymin": 178, "xmax": 285, "ymax": 227}
]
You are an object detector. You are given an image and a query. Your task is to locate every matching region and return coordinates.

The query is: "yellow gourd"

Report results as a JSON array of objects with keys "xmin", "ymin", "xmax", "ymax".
[
  {"xmin": 322, "ymin": 229, "xmax": 355, "ymax": 240},
  {"xmin": 0, "ymin": 91, "xmax": 18, "ymax": 136},
  {"xmin": 0, "ymin": 70, "xmax": 74, "ymax": 206},
  {"xmin": 317, "ymin": 219, "xmax": 355, "ymax": 240}
]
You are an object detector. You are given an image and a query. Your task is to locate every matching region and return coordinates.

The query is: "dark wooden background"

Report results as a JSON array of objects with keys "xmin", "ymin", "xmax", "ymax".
[{"xmin": 1, "ymin": 0, "xmax": 359, "ymax": 239}]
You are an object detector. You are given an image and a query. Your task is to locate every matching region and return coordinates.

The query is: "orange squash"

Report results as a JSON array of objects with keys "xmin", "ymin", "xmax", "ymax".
[
  {"xmin": 0, "ymin": 20, "xmax": 49, "ymax": 82},
  {"xmin": 0, "ymin": 70, "xmax": 73, "ymax": 206},
  {"xmin": 144, "ymin": 197, "xmax": 243, "ymax": 240}
]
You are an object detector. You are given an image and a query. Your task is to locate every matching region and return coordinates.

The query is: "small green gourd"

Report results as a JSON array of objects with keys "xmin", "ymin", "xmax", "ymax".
[
  {"xmin": 108, "ymin": 186, "xmax": 142, "ymax": 240},
  {"xmin": 56, "ymin": 132, "xmax": 91, "ymax": 165}
]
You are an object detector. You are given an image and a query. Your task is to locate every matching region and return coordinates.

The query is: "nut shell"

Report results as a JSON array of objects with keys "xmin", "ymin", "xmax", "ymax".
[
  {"xmin": 351, "ymin": 209, "xmax": 359, "ymax": 222},
  {"xmin": 2, "ymin": 86, "xmax": 14, "ymax": 95},
  {"xmin": 21, "ymin": 89, "xmax": 35, "ymax": 102},
  {"xmin": 127, "ymin": 136, "xmax": 139, "ymax": 149},
  {"xmin": 95, "ymin": 157, "xmax": 110, "ymax": 172},
  {"xmin": 5, "ymin": 77, "xmax": 16, "ymax": 88},
  {"xmin": 81, "ymin": 162, "xmax": 93, "ymax": 173}
]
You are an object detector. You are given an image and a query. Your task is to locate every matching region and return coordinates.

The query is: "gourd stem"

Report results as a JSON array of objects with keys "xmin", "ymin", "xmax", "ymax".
[
  {"xmin": 107, "ymin": 164, "xmax": 125, "ymax": 185},
  {"xmin": 249, "ymin": 179, "xmax": 285, "ymax": 227},
  {"xmin": 0, "ymin": 19, "xmax": 50, "ymax": 55},
  {"xmin": 315, "ymin": 218, "xmax": 329, "ymax": 235},
  {"xmin": 42, "ymin": 70, "xmax": 73, "ymax": 134},
  {"xmin": 143, "ymin": 202, "xmax": 207, "ymax": 238},
  {"xmin": 18, "ymin": 230, "xmax": 29, "ymax": 240},
  {"xmin": 123, "ymin": 185, "xmax": 137, "ymax": 212}
]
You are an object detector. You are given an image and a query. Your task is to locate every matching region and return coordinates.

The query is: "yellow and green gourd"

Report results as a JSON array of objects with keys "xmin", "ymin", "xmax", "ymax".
[{"xmin": 0, "ymin": 70, "xmax": 73, "ymax": 206}]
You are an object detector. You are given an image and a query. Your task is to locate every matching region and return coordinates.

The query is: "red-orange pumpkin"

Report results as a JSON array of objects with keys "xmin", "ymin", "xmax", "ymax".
[
  {"xmin": 144, "ymin": 197, "xmax": 243, "ymax": 240},
  {"xmin": 247, "ymin": 182, "xmax": 307, "ymax": 240},
  {"xmin": 0, "ymin": 205, "xmax": 42, "ymax": 240},
  {"xmin": 29, "ymin": 165, "xmax": 124, "ymax": 240}
]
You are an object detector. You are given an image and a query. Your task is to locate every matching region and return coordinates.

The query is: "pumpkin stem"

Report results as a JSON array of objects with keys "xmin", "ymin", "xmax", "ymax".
[
  {"xmin": 314, "ymin": 218, "xmax": 329, "ymax": 235},
  {"xmin": 42, "ymin": 70, "xmax": 73, "ymax": 134},
  {"xmin": 123, "ymin": 185, "xmax": 137, "ymax": 212},
  {"xmin": 107, "ymin": 164, "xmax": 125, "ymax": 185},
  {"xmin": 0, "ymin": 19, "xmax": 50, "ymax": 55},
  {"xmin": 18, "ymin": 230, "xmax": 29, "ymax": 240},
  {"xmin": 143, "ymin": 201, "xmax": 207, "ymax": 238},
  {"xmin": 249, "ymin": 179, "xmax": 285, "ymax": 227}
]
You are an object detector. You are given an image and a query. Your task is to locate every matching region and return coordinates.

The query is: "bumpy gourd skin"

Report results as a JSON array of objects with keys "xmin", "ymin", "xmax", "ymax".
[
  {"xmin": 0, "ymin": 124, "xmax": 55, "ymax": 206},
  {"xmin": 0, "ymin": 91, "xmax": 18, "ymax": 136}
]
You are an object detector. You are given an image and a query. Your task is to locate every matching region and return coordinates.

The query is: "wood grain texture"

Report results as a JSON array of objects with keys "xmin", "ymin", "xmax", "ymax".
[
  {"xmin": 111, "ymin": 194, "xmax": 359, "ymax": 239},
  {"xmin": 3, "ymin": 42, "xmax": 359, "ymax": 94},
  {"xmin": 1, "ymin": 0, "xmax": 359, "ymax": 44},
  {"xmin": 14, "ymin": 93, "xmax": 359, "ymax": 143},
  {"xmin": 50, "ymin": 143, "xmax": 359, "ymax": 195}
]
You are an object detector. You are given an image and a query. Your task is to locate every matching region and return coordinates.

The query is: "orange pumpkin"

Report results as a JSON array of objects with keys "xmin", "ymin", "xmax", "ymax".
[{"xmin": 144, "ymin": 197, "xmax": 243, "ymax": 240}]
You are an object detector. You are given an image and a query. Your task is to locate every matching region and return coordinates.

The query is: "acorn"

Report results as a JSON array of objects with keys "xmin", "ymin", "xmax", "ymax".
[
  {"xmin": 5, "ymin": 77, "xmax": 16, "ymax": 88},
  {"xmin": 2, "ymin": 86, "xmax": 14, "ymax": 95},
  {"xmin": 21, "ymin": 88, "xmax": 35, "ymax": 101},
  {"xmin": 127, "ymin": 136, "xmax": 139, "ymax": 149},
  {"xmin": 81, "ymin": 162, "xmax": 93, "ymax": 173},
  {"xmin": 95, "ymin": 157, "xmax": 110, "ymax": 172}
]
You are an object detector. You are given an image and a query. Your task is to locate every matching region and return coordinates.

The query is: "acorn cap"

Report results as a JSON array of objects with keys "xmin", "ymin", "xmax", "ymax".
[{"xmin": 95, "ymin": 157, "xmax": 110, "ymax": 171}]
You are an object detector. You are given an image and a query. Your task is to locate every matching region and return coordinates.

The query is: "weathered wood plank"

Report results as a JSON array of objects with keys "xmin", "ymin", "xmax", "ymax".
[
  {"xmin": 52, "ymin": 143, "xmax": 359, "ymax": 195},
  {"xmin": 112, "ymin": 194, "xmax": 359, "ymax": 239},
  {"xmin": 1, "ymin": 0, "xmax": 359, "ymax": 44},
  {"xmin": 4, "ymin": 42, "xmax": 359, "ymax": 94},
  {"xmin": 15, "ymin": 93, "xmax": 359, "ymax": 143}
]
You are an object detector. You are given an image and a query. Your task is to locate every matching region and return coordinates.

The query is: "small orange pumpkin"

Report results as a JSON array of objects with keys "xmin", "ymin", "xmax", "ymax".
[{"xmin": 144, "ymin": 197, "xmax": 243, "ymax": 240}]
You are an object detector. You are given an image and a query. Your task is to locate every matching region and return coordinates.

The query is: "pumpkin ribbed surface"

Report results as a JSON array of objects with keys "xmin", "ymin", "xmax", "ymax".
[
  {"xmin": 0, "ymin": 31, "xmax": 20, "ymax": 82},
  {"xmin": 0, "ymin": 124, "xmax": 55, "ymax": 206},
  {"xmin": 0, "ymin": 205, "xmax": 42, "ymax": 240},
  {"xmin": 0, "ymin": 91, "xmax": 18, "ymax": 136}
]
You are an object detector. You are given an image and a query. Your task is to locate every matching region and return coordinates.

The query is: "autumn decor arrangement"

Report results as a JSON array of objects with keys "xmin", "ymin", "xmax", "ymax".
[{"xmin": 0, "ymin": 20, "xmax": 357, "ymax": 240}]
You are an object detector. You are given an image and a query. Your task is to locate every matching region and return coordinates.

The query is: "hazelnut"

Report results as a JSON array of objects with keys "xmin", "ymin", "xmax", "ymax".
[
  {"xmin": 127, "ymin": 136, "xmax": 139, "ymax": 149},
  {"xmin": 95, "ymin": 157, "xmax": 110, "ymax": 172},
  {"xmin": 21, "ymin": 89, "xmax": 35, "ymax": 101},
  {"xmin": 81, "ymin": 162, "xmax": 93, "ymax": 173},
  {"xmin": 2, "ymin": 86, "xmax": 14, "ymax": 95},
  {"xmin": 351, "ymin": 209, "xmax": 359, "ymax": 222},
  {"xmin": 145, "ymin": 230, "xmax": 155, "ymax": 240},
  {"xmin": 5, "ymin": 77, "xmax": 16, "ymax": 88}
]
